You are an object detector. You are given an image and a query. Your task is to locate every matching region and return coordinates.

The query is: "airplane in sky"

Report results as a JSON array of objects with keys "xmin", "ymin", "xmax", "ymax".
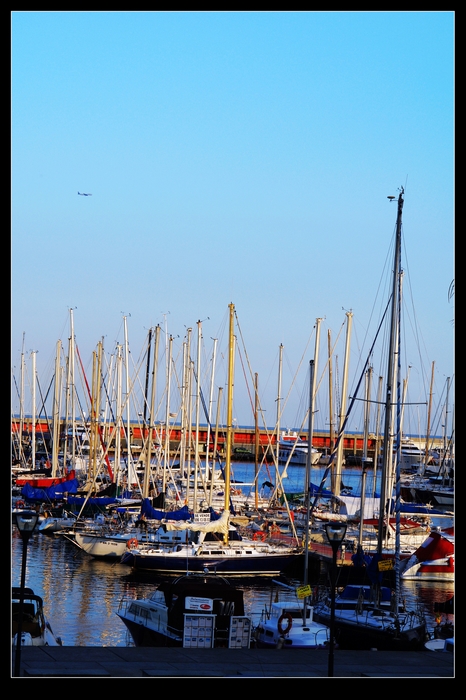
[{"xmin": 78, "ymin": 192, "xmax": 92, "ymax": 196}]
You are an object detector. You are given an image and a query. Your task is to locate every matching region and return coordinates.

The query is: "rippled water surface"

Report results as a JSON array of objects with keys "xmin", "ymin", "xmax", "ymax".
[{"xmin": 12, "ymin": 464, "xmax": 453, "ymax": 646}]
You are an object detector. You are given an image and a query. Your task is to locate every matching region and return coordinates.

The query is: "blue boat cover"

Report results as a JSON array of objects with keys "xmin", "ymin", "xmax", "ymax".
[
  {"xmin": 140, "ymin": 498, "xmax": 192, "ymax": 521},
  {"xmin": 67, "ymin": 496, "xmax": 118, "ymax": 506},
  {"xmin": 22, "ymin": 478, "xmax": 79, "ymax": 501}
]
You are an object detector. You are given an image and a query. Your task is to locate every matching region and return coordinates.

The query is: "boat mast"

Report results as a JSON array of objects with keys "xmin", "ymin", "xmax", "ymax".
[
  {"xmin": 31, "ymin": 351, "xmax": 37, "ymax": 470},
  {"xmin": 276, "ymin": 344, "xmax": 283, "ymax": 467},
  {"xmin": 193, "ymin": 320, "xmax": 202, "ymax": 511},
  {"xmin": 358, "ymin": 366, "xmax": 373, "ymax": 547},
  {"xmin": 223, "ymin": 303, "xmax": 235, "ymax": 543},
  {"xmin": 377, "ymin": 187, "xmax": 404, "ymax": 555},
  {"xmin": 114, "ymin": 345, "xmax": 123, "ymax": 492},
  {"xmin": 143, "ymin": 326, "xmax": 160, "ymax": 500},
  {"xmin": 423, "ymin": 361, "xmax": 435, "ymax": 473},
  {"xmin": 209, "ymin": 386, "xmax": 223, "ymax": 506},
  {"xmin": 334, "ymin": 311, "xmax": 353, "ymax": 501},
  {"xmin": 51, "ymin": 339, "xmax": 62, "ymax": 478},
  {"xmin": 254, "ymin": 372, "xmax": 260, "ymax": 510},
  {"xmin": 328, "ymin": 330, "xmax": 335, "ymax": 471},
  {"xmin": 204, "ymin": 337, "xmax": 218, "ymax": 487},
  {"xmin": 162, "ymin": 335, "xmax": 173, "ymax": 496},
  {"xmin": 303, "ymin": 318, "xmax": 322, "ymax": 623}
]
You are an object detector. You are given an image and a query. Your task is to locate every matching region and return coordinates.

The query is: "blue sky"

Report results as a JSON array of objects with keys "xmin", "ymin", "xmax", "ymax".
[{"xmin": 12, "ymin": 12, "xmax": 454, "ymax": 437}]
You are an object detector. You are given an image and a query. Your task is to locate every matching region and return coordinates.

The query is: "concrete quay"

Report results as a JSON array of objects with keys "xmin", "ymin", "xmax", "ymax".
[{"xmin": 13, "ymin": 646, "xmax": 454, "ymax": 678}]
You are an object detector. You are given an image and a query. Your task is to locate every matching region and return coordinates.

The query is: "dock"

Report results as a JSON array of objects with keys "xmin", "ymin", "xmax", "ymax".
[{"xmin": 13, "ymin": 646, "xmax": 454, "ymax": 678}]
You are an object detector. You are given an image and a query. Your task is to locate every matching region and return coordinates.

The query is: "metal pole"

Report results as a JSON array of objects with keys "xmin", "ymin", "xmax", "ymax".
[
  {"xmin": 13, "ymin": 535, "xmax": 29, "ymax": 677},
  {"xmin": 328, "ymin": 546, "xmax": 337, "ymax": 677}
]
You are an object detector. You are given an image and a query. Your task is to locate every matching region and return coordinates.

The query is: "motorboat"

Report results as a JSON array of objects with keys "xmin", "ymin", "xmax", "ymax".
[
  {"xmin": 425, "ymin": 637, "xmax": 454, "ymax": 652},
  {"xmin": 377, "ymin": 437, "xmax": 426, "ymax": 473},
  {"xmin": 253, "ymin": 598, "xmax": 330, "ymax": 649},
  {"xmin": 116, "ymin": 572, "xmax": 252, "ymax": 648},
  {"xmin": 313, "ymin": 584, "xmax": 427, "ymax": 651},
  {"xmin": 12, "ymin": 587, "xmax": 63, "ymax": 647},
  {"xmin": 37, "ymin": 505, "xmax": 78, "ymax": 534},
  {"xmin": 278, "ymin": 431, "xmax": 321, "ymax": 467}
]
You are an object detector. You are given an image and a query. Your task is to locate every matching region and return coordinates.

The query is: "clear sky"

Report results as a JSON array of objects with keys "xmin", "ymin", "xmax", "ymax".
[{"xmin": 11, "ymin": 11, "xmax": 454, "ymax": 438}]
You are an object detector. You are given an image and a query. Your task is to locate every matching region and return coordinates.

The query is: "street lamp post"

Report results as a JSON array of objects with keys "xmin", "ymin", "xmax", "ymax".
[
  {"xmin": 324, "ymin": 521, "xmax": 347, "ymax": 677},
  {"xmin": 13, "ymin": 509, "xmax": 39, "ymax": 677}
]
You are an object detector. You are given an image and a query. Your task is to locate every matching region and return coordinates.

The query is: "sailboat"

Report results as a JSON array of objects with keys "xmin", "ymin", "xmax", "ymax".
[
  {"xmin": 119, "ymin": 304, "xmax": 303, "ymax": 576},
  {"xmin": 400, "ymin": 529, "xmax": 454, "ymax": 582},
  {"xmin": 313, "ymin": 188, "xmax": 428, "ymax": 650}
]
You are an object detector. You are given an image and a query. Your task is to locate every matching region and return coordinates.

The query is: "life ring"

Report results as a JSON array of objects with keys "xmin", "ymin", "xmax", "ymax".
[
  {"xmin": 253, "ymin": 531, "xmax": 267, "ymax": 541},
  {"xmin": 278, "ymin": 612, "xmax": 293, "ymax": 635},
  {"xmin": 127, "ymin": 537, "xmax": 138, "ymax": 550}
]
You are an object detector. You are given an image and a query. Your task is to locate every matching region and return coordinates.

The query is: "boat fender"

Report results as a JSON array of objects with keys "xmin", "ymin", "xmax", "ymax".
[
  {"xmin": 277, "ymin": 612, "xmax": 293, "ymax": 635},
  {"xmin": 253, "ymin": 531, "xmax": 267, "ymax": 541},
  {"xmin": 127, "ymin": 537, "xmax": 138, "ymax": 549}
]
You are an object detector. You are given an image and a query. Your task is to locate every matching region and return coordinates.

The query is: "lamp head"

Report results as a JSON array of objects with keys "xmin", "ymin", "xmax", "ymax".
[
  {"xmin": 15, "ymin": 510, "xmax": 39, "ymax": 536},
  {"xmin": 324, "ymin": 521, "xmax": 347, "ymax": 552}
]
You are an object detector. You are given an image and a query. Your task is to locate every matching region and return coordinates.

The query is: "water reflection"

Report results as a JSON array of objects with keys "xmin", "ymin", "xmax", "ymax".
[
  {"xmin": 12, "ymin": 524, "xmax": 453, "ymax": 647},
  {"xmin": 11, "ymin": 462, "xmax": 452, "ymax": 645}
]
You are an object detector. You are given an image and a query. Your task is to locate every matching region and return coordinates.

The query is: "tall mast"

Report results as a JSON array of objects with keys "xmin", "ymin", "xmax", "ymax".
[
  {"xmin": 276, "ymin": 344, "xmax": 283, "ymax": 466},
  {"xmin": 377, "ymin": 187, "xmax": 404, "ymax": 555},
  {"xmin": 423, "ymin": 361, "xmax": 435, "ymax": 473},
  {"xmin": 114, "ymin": 345, "xmax": 123, "ymax": 492},
  {"xmin": 223, "ymin": 303, "xmax": 235, "ymax": 542},
  {"xmin": 328, "ymin": 330, "xmax": 335, "ymax": 471},
  {"xmin": 193, "ymin": 320, "xmax": 202, "ymax": 511},
  {"xmin": 51, "ymin": 339, "xmax": 62, "ymax": 478},
  {"xmin": 162, "ymin": 335, "xmax": 173, "ymax": 496},
  {"xmin": 143, "ymin": 326, "xmax": 160, "ymax": 500},
  {"xmin": 303, "ymin": 318, "xmax": 322, "ymax": 587},
  {"xmin": 334, "ymin": 311, "xmax": 353, "ymax": 500},
  {"xmin": 254, "ymin": 372, "xmax": 260, "ymax": 510},
  {"xmin": 204, "ymin": 338, "xmax": 218, "ymax": 485},
  {"xmin": 31, "ymin": 351, "xmax": 37, "ymax": 470}
]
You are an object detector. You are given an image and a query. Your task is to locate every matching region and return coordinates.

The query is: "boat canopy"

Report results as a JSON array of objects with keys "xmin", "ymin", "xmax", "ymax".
[
  {"xmin": 164, "ymin": 509, "xmax": 230, "ymax": 535},
  {"xmin": 21, "ymin": 478, "xmax": 79, "ymax": 501},
  {"xmin": 140, "ymin": 499, "xmax": 191, "ymax": 521}
]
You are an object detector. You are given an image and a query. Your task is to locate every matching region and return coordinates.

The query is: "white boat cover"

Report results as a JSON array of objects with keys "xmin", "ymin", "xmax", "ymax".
[{"xmin": 165, "ymin": 509, "xmax": 230, "ymax": 534}]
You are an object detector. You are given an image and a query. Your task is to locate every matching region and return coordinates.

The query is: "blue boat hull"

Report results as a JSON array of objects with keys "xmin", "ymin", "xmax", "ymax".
[{"xmin": 122, "ymin": 551, "xmax": 301, "ymax": 576}]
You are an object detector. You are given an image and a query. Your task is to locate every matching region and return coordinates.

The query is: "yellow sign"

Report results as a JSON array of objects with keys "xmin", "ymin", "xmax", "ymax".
[
  {"xmin": 296, "ymin": 585, "xmax": 311, "ymax": 599},
  {"xmin": 378, "ymin": 559, "xmax": 394, "ymax": 571}
]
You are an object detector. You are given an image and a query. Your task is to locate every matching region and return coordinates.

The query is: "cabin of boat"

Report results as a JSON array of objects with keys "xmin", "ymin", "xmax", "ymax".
[
  {"xmin": 12, "ymin": 587, "xmax": 62, "ymax": 647},
  {"xmin": 117, "ymin": 573, "xmax": 252, "ymax": 648},
  {"xmin": 253, "ymin": 599, "xmax": 330, "ymax": 650}
]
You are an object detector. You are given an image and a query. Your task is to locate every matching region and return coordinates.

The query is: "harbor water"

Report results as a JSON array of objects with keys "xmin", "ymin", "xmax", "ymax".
[{"xmin": 11, "ymin": 463, "xmax": 454, "ymax": 647}]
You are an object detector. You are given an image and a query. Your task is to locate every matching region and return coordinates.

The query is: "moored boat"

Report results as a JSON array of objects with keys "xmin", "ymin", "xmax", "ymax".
[
  {"xmin": 12, "ymin": 587, "xmax": 63, "ymax": 647},
  {"xmin": 120, "ymin": 305, "xmax": 303, "ymax": 577},
  {"xmin": 400, "ymin": 529, "xmax": 454, "ymax": 582},
  {"xmin": 312, "ymin": 189, "xmax": 428, "ymax": 651},
  {"xmin": 253, "ymin": 592, "xmax": 330, "ymax": 649},
  {"xmin": 116, "ymin": 572, "xmax": 252, "ymax": 648},
  {"xmin": 278, "ymin": 431, "xmax": 321, "ymax": 467},
  {"xmin": 313, "ymin": 584, "xmax": 427, "ymax": 650}
]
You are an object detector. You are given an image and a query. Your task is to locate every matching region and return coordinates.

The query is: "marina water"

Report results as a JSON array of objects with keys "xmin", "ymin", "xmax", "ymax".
[{"xmin": 12, "ymin": 463, "xmax": 453, "ymax": 647}]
